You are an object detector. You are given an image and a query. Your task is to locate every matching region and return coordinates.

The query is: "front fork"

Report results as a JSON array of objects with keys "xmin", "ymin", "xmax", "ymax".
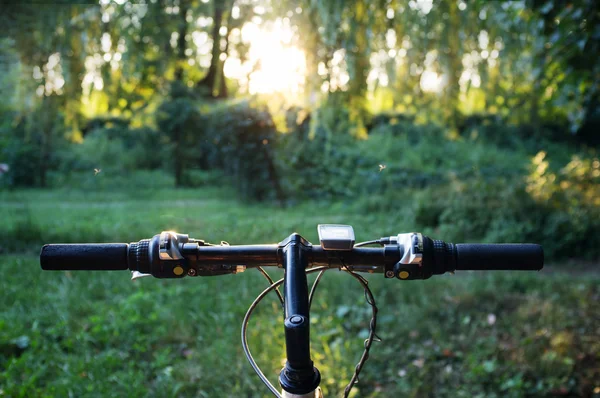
[{"xmin": 278, "ymin": 234, "xmax": 321, "ymax": 396}]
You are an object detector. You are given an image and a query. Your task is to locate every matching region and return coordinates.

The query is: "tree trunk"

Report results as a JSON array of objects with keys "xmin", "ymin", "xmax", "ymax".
[
  {"xmin": 38, "ymin": 95, "xmax": 55, "ymax": 188},
  {"xmin": 196, "ymin": 2, "xmax": 224, "ymax": 96},
  {"xmin": 445, "ymin": 1, "xmax": 462, "ymax": 131},
  {"xmin": 303, "ymin": 4, "xmax": 322, "ymax": 107},
  {"xmin": 174, "ymin": 0, "xmax": 189, "ymax": 82},
  {"xmin": 174, "ymin": 125, "xmax": 183, "ymax": 187},
  {"xmin": 260, "ymin": 145, "xmax": 285, "ymax": 206},
  {"xmin": 65, "ymin": 6, "xmax": 85, "ymax": 137},
  {"xmin": 173, "ymin": 0, "xmax": 189, "ymax": 187},
  {"xmin": 216, "ymin": 25, "xmax": 230, "ymax": 98}
]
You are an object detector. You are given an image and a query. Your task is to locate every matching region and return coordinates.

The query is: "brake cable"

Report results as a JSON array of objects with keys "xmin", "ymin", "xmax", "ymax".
[
  {"xmin": 336, "ymin": 241, "xmax": 383, "ymax": 398},
  {"xmin": 244, "ymin": 258, "xmax": 381, "ymax": 397},
  {"xmin": 342, "ymin": 269, "xmax": 381, "ymax": 397},
  {"xmin": 242, "ymin": 266, "xmax": 329, "ymax": 398},
  {"xmin": 308, "ymin": 269, "xmax": 327, "ymax": 310},
  {"xmin": 256, "ymin": 266, "xmax": 284, "ymax": 305}
]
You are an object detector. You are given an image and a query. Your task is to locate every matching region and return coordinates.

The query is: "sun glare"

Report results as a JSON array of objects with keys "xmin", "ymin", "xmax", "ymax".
[
  {"xmin": 420, "ymin": 70, "xmax": 444, "ymax": 93},
  {"xmin": 224, "ymin": 20, "xmax": 306, "ymax": 95}
]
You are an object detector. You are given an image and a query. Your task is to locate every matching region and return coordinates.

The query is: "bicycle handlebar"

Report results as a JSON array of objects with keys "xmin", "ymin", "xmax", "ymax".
[
  {"xmin": 41, "ymin": 243, "xmax": 129, "ymax": 271},
  {"xmin": 454, "ymin": 243, "xmax": 543, "ymax": 271},
  {"xmin": 39, "ymin": 231, "xmax": 543, "ymax": 279}
]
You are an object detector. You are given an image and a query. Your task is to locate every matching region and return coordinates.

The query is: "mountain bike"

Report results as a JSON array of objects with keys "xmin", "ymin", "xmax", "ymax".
[{"xmin": 40, "ymin": 225, "xmax": 543, "ymax": 397}]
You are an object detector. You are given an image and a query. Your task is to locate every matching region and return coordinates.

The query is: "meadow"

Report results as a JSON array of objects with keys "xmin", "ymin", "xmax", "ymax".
[{"xmin": 1, "ymin": 186, "xmax": 598, "ymax": 397}]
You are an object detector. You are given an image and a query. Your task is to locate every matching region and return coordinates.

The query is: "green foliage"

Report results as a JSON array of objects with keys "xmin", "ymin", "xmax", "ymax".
[
  {"xmin": 277, "ymin": 118, "xmax": 600, "ymax": 261},
  {"xmin": 368, "ymin": 122, "xmax": 600, "ymax": 260},
  {"xmin": 199, "ymin": 100, "xmax": 284, "ymax": 202},
  {"xmin": 0, "ymin": 104, "xmax": 66, "ymax": 188},
  {"xmin": 276, "ymin": 122, "xmax": 365, "ymax": 200},
  {"xmin": 156, "ymin": 84, "xmax": 207, "ymax": 187},
  {"xmin": 78, "ymin": 127, "xmax": 166, "ymax": 170},
  {"xmin": 0, "ymin": 140, "xmax": 40, "ymax": 188},
  {"xmin": 42, "ymin": 123, "xmax": 170, "ymax": 191}
]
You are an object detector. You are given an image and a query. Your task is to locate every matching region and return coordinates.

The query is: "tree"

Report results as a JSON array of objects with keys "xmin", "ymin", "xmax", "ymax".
[
  {"xmin": 196, "ymin": 0, "xmax": 234, "ymax": 98},
  {"xmin": 2, "ymin": 2, "xmax": 98, "ymax": 186}
]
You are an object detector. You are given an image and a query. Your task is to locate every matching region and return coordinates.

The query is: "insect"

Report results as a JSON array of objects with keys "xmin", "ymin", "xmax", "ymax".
[
  {"xmin": 379, "ymin": 164, "xmax": 386, "ymax": 172},
  {"xmin": 94, "ymin": 168, "xmax": 102, "ymax": 175}
]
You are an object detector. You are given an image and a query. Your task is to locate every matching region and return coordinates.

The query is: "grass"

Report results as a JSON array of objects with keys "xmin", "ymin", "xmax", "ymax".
[{"xmin": 1, "ymin": 186, "xmax": 599, "ymax": 397}]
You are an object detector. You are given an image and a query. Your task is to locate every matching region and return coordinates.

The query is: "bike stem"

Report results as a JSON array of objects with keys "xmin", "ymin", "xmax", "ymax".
[{"xmin": 278, "ymin": 234, "xmax": 321, "ymax": 395}]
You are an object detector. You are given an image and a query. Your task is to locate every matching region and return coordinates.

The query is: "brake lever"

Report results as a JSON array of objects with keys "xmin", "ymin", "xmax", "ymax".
[{"xmin": 131, "ymin": 270, "xmax": 152, "ymax": 280}]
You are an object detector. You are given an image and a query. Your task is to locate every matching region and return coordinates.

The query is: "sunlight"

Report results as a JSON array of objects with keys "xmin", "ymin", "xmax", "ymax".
[
  {"xmin": 420, "ymin": 70, "xmax": 444, "ymax": 93},
  {"xmin": 225, "ymin": 20, "xmax": 306, "ymax": 95}
]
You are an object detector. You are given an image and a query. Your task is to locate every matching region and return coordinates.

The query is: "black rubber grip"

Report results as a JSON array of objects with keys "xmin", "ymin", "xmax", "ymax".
[
  {"xmin": 40, "ymin": 244, "xmax": 129, "ymax": 271},
  {"xmin": 454, "ymin": 244, "xmax": 543, "ymax": 271}
]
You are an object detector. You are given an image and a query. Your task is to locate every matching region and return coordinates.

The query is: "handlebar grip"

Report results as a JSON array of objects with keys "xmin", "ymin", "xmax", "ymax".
[
  {"xmin": 454, "ymin": 243, "xmax": 543, "ymax": 271},
  {"xmin": 40, "ymin": 244, "xmax": 129, "ymax": 271}
]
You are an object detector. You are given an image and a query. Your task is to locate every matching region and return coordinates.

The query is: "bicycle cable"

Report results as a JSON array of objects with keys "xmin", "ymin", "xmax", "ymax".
[
  {"xmin": 353, "ymin": 240, "xmax": 382, "ymax": 248},
  {"xmin": 242, "ymin": 266, "xmax": 328, "ymax": 398},
  {"xmin": 242, "ymin": 264, "xmax": 380, "ymax": 397},
  {"xmin": 334, "ymin": 250, "xmax": 382, "ymax": 398},
  {"xmin": 341, "ymin": 268, "xmax": 381, "ymax": 398},
  {"xmin": 256, "ymin": 266, "xmax": 284, "ymax": 305},
  {"xmin": 309, "ymin": 269, "xmax": 327, "ymax": 310}
]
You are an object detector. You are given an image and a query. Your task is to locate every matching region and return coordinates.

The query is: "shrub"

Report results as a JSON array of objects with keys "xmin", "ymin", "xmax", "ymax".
[
  {"xmin": 58, "ymin": 126, "xmax": 166, "ymax": 173},
  {"xmin": 406, "ymin": 150, "xmax": 600, "ymax": 260},
  {"xmin": 275, "ymin": 124, "xmax": 367, "ymax": 201},
  {"xmin": 200, "ymin": 100, "xmax": 284, "ymax": 202},
  {"xmin": 0, "ymin": 108, "xmax": 65, "ymax": 188},
  {"xmin": 156, "ymin": 93, "xmax": 206, "ymax": 187}
]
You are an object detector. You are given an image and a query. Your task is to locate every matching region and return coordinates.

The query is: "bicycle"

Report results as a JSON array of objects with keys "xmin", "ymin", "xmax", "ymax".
[{"xmin": 40, "ymin": 225, "xmax": 543, "ymax": 397}]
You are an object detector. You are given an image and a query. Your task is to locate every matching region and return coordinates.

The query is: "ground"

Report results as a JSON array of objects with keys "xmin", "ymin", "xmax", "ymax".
[{"xmin": 0, "ymin": 187, "xmax": 598, "ymax": 397}]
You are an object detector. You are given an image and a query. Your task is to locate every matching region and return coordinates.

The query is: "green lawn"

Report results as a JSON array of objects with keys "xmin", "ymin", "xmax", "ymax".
[{"xmin": 1, "ymin": 188, "xmax": 598, "ymax": 397}]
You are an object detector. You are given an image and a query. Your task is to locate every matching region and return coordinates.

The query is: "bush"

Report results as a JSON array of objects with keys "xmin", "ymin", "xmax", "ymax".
[
  {"xmin": 0, "ymin": 107, "xmax": 66, "ymax": 188},
  {"xmin": 406, "ymin": 150, "xmax": 600, "ymax": 260},
  {"xmin": 48, "ymin": 169, "xmax": 174, "ymax": 191},
  {"xmin": 347, "ymin": 120, "xmax": 600, "ymax": 261},
  {"xmin": 200, "ymin": 100, "xmax": 284, "ymax": 202},
  {"xmin": 178, "ymin": 169, "xmax": 225, "ymax": 188},
  {"xmin": 525, "ymin": 151, "xmax": 600, "ymax": 258},
  {"xmin": 1, "ymin": 140, "xmax": 40, "ymax": 188},
  {"xmin": 275, "ymin": 124, "xmax": 367, "ymax": 201},
  {"xmin": 57, "ymin": 126, "xmax": 167, "ymax": 173},
  {"xmin": 156, "ymin": 93, "xmax": 206, "ymax": 187},
  {"xmin": 276, "ymin": 119, "xmax": 528, "ymax": 202}
]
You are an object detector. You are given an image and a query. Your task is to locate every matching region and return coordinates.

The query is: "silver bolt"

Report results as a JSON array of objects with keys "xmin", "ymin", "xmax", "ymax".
[
  {"xmin": 187, "ymin": 268, "xmax": 197, "ymax": 276},
  {"xmin": 385, "ymin": 270, "xmax": 395, "ymax": 278}
]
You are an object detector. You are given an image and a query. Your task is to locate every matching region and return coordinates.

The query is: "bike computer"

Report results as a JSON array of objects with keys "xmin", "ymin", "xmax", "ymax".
[{"xmin": 317, "ymin": 224, "xmax": 355, "ymax": 251}]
